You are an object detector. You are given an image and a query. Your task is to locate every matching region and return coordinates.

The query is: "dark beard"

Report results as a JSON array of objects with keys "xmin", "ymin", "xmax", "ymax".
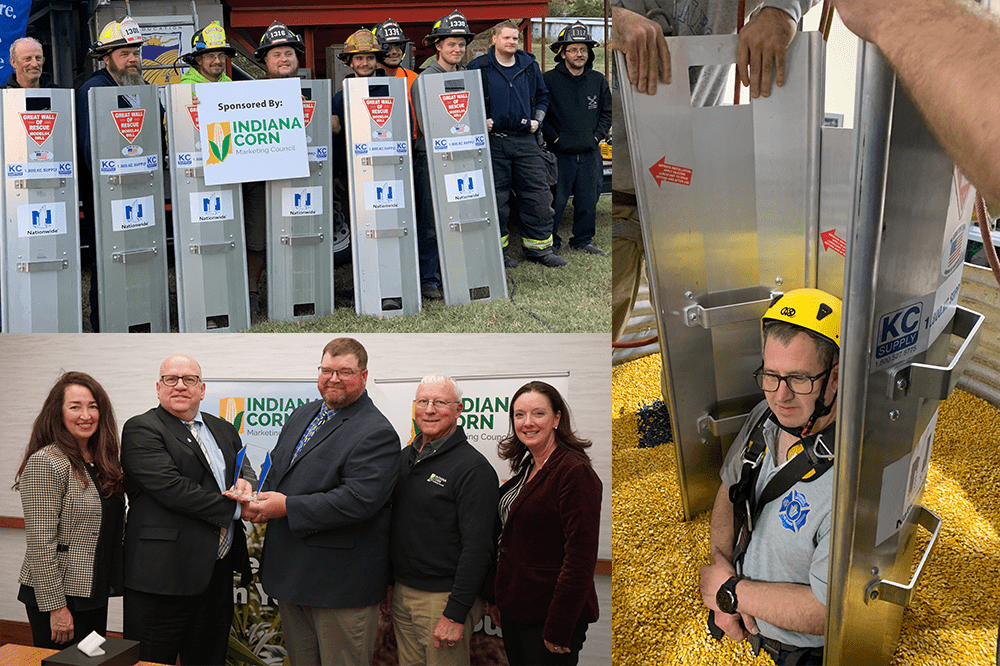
[{"xmin": 109, "ymin": 61, "xmax": 143, "ymax": 87}]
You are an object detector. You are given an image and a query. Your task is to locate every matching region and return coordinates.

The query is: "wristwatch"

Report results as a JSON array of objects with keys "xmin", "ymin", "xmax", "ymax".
[{"xmin": 716, "ymin": 576, "xmax": 741, "ymax": 614}]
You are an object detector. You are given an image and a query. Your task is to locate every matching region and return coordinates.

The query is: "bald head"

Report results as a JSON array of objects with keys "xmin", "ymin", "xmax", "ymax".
[
  {"xmin": 156, "ymin": 355, "xmax": 205, "ymax": 420},
  {"xmin": 10, "ymin": 38, "xmax": 44, "ymax": 88}
]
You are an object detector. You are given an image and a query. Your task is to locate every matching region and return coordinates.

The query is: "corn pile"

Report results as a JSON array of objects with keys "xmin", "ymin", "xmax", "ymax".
[{"xmin": 613, "ymin": 354, "xmax": 1000, "ymax": 665}]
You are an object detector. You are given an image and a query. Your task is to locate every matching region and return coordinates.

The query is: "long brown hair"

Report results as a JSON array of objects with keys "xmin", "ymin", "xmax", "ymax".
[
  {"xmin": 13, "ymin": 372, "xmax": 124, "ymax": 498},
  {"xmin": 498, "ymin": 381, "xmax": 592, "ymax": 475}
]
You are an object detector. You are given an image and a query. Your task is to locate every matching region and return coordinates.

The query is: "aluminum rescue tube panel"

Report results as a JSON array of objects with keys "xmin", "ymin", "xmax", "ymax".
[
  {"xmin": 1, "ymin": 88, "xmax": 82, "ymax": 332},
  {"xmin": 166, "ymin": 84, "xmax": 250, "ymax": 332},
  {"xmin": 266, "ymin": 79, "xmax": 334, "ymax": 322},
  {"xmin": 413, "ymin": 70, "xmax": 507, "ymax": 306},
  {"xmin": 345, "ymin": 76, "xmax": 420, "ymax": 317},
  {"xmin": 616, "ymin": 33, "xmax": 825, "ymax": 519},
  {"xmin": 88, "ymin": 84, "xmax": 169, "ymax": 332}
]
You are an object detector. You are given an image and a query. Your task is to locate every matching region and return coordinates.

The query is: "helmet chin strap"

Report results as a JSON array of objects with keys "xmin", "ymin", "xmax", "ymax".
[{"xmin": 769, "ymin": 367, "xmax": 837, "ymax": 439}]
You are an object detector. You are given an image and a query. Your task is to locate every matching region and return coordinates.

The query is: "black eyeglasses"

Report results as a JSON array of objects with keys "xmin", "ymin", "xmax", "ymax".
[
  {"xmin": 160, "ymin": 374, "xmax": 201, "ymax": 387},
  {"xmin": 415, "ymin": 399, "xmax": 457, "ymax": 408},
  {"xmin": 753, "ymin": 364, "xmax": 835, "ymax": 395}
]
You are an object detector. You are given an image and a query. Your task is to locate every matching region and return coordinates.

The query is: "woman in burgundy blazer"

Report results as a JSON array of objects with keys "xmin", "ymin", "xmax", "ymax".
[{"xmin": 492, "ymin": 381, "xmax": 602, "ymax": 666}]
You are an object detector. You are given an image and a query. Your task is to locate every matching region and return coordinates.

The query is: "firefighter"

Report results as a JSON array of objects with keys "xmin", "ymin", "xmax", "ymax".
[
  {"xmin": 543, "ymin": 22, "xmax": 612, "ymax": 255},
  {"xmin": 180, "ymin": 21, "xmax": 236, "ymax": 84},
  {"xmin": 76, "ymin": 16, "xmax": 148, "ymax": 331}
]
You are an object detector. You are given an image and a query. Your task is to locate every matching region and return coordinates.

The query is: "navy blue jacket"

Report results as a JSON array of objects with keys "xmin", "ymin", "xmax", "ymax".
[
  {"xmin": 2, "ymin": 72, "xmax": 55, "ymax": 88},
  {"xmin": 468, "ymin": 47, "xmax": 549, "ymax": 134},
  {"xmin": 542, "ymin": 62, "xmax": 612, "ymax": 154},
  {"xmin": 75, "ymin": 69, "xmax": 119, "ymax": 175}
]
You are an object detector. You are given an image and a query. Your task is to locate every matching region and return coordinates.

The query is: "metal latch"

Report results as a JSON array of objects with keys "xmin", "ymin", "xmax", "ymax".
[
  {"xmin": 14, "ymin": 178, "xmax": 66, "ymax": 189},
  {"xmin": 280, "ymin": 233, "xmax": 324, "ymax": 247},
  {"xmin": 864, "ymin": 506, "xmax": 941, "ymax": 607},
  {"xmin": 107, "ymin": 172, "xmax": 154, "ymax": 186},
  {"xmin": 449, "ymin": 218, "xmax": 489, "ymax": 232},
  {"xmin": 189, "ymin": 241, "xmax": 235, "ymax": 255},
  {"xmin": 16, "ymin": 259, "xmax": 69, "ymax": 273},
  {"xmin": 184, "ymin": 167, "xmax": 203, "ymax": 178},
  {"xmin": 365, "ymin": 228, "xmax": 407, "ymax": 239},
  {"xmin": 112, "ymin": 248, "xmax": 157, "ymax": 264},
  {"xmin": 888, "ymin": 306, "xmax": 984, "ymax": 400}
]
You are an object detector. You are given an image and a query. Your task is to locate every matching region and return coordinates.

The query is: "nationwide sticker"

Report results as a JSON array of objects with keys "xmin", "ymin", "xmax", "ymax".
[
  {"xmin": 189, "ymin": 190, "xmax": 235, "ymax": 223},
  {"xmin": 111, "ymin": 195, "xmax": 156, "ymax": 231},
  {"xmin": 444, "ymin": 169, "xmax": 485, "ymax": 202},
  {"xmin": 438, "ymin": 92, "xmax": 469, "ymax": 123},
  {"xmin": 302, "ymin": 101, "xmax": 316, "ymax": 127},
  {"xmin": 17, "ymin": 202, "xmax": 68, "ymax": 238},
  {"xmin": 364, "ymin": 98, "xmax": 394, "ymax": 128},
  {"xmin": 20, "ymin": 112, "xmax": 57, "ymax": 146},
  {"xmin": 363, "ymin": 180, "xmax": 405, "ymax": 210},
  {"xmin": 281, "ymin": 186, "xmax": 323, "ymax": 216},
  {"xmin": 111, "ymin": 109, "xmax": 146, "ymax": 143}
]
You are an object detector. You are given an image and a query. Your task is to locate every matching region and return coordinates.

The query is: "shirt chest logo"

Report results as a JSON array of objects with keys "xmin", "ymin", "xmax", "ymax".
[
  {"xmin": 587, "ymin": 95, "xmax": 598, "ymax": 110},
  {"xmin": 779, "ymin": 489, "xmax": 810, "ymax": 532},
  {"xmin": 427, "ymin": 473, "xmax": 447, "ymax": 487}
]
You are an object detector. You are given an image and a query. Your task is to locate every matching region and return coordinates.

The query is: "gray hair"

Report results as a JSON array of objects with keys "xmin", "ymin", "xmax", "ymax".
[
  {"xmin": 10, "ymin": 37, "xmax": 43, "ymax": 64},
  {"xmin": 418, "ymin": 374, "xmax": 463, "ymax": 401}
]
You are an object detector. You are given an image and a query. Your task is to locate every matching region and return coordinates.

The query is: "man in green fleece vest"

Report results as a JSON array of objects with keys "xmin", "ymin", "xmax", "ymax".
[{"xmin": 180, "ymin": 21, "xmax": 234, "ymax": 84}]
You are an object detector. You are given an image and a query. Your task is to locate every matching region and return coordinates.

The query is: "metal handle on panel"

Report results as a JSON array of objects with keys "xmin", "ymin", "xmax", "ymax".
[
  {"xmin": 888, "ymin": 306, "xmax": 984, "ymax": 400},
  {"xmin": 684, "ymin": 296, "xmax": 774, "ymax": 329},
  {"xmin": 107, "ymin": 172, "xmax": 154, "ymax": 186},
  {"xmin": 365, "ymin": 228, "xmax": 407, "ymax": 239},
  {"xmin": 16, "ymin": 259, "xmax": 69, "ymax": 273},
  {"xmin": 864, "ymin": 505, "xmax": 941, "ymax": 607},
  {"xmin": 697, "ymin": 412, "xmax": 751, "ymax": 438},
  {"xmin": 112, "ymin": 248, "xmax": 157, "ymax": 265},
  {"xmin": 449, "ymin": 218, "xmax": 490, "ymax": 232},
  {"xmin": 189, "ymin": 242, "xmax": 235, "ymax": 255},
  {"xmin": 14, "ymin": 178, "xmax": 66, "ymax": 189},
  {"xmin": 280, "ymin": 233, "xmax": 324, "ymax": 247}
]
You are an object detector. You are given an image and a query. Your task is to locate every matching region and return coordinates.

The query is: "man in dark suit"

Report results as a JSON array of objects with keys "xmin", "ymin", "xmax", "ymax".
[
  {"xmin": 232, "ymin": 337, "xmax": 400, "ymax": 666},
  {"xmin": 121, "ymin": 353, "xmax": 256, "ymax": 665}
]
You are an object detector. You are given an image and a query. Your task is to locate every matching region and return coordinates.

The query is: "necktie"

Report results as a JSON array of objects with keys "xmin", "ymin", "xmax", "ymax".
[
  {"xmin": 292, "ymin": 405, "xmax": 331, "ymax": 462},
  {"xmin": 184, "ymin": 420, "xmax": 230, "ymax": 558}
]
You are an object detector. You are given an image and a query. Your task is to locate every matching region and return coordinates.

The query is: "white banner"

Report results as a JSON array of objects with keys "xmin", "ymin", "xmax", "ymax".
[
  {"xmin": 196, "ymin": 79, "xmax": 310, "ymax": 186},
  {"xmin": 203, "ymin": 373, "xmax": 570, "ymax": 483}
]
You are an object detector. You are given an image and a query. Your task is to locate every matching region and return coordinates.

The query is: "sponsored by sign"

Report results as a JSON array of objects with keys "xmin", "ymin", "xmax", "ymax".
[
  {"xmin": 110, "ymin": 195, "xmax": 156, "ymax": 231},
  {"xmin": 17, "ymin": 202, "xmax": 68, "ymax": 238},
  {"xmin": 189, "ymin": 190, "xmax": 235, "ymax": 223},
  {"xmin": 196, "ymin": 79, "xmax": 309, "ymax": 186},
  {"xmin": 363, "ymin": 180, "xmax": 405, "ymax": 210}
]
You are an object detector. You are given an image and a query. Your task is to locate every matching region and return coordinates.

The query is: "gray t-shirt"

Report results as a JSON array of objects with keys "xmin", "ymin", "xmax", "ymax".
[{"xmin": 719, "ymin": 399, "xmax": 832, "ymax": 648}]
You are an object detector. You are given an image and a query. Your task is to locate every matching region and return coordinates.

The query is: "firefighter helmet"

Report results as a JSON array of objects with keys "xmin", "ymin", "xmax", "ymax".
[
  {"xmin": 423, "ymin": 10, "xmax": 475, "ymax": 47},
  {"xmin": 374, "ymin": 19, "xmax": 410, "ymax": 50},
  {"xmin": 89, "ymin": 16, "xmax": 147, "ymax": 58},
  {"xmin": 762, "ymin": 288, "xmax": 842, "ymax": 348},
  {"xmin": 182, "ymin": 21, "xmax": 236, "ymax": 65},
  {"xmin": 254, "ymin": 21, "xmax": 306, "ymax": 63},
  {"xmin": 338, "ymin": 29, "xmax": 380, "ymax": 63},
  {"xmin": 549, "ymin": 21, "xmax": 597, "ymax": 65}
]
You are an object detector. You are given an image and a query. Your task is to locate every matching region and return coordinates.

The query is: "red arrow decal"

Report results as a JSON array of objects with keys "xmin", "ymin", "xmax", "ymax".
[
  {"xmin": 648, "ymin": 156, "xmax": 692, "ymax": 187},
  {"xmin": 821, "ymin": 229, "xmax": 847, "ymax": 257}
]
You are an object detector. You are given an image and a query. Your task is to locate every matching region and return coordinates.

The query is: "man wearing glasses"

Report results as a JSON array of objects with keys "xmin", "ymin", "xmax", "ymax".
[
  {"xmin": 388, "ymin": 375, "xmax": 498, "ymax": 665},
  {"xmin": 698, "ymin": 288, "xmax": 841, "ymax": 666},
  {"xmin": 231, "ymin": 337, "xmax": 400, "ymax": 666},
  {"xmin": 120, "ymin": 354, "xmax": 256, "ymax": 665}
]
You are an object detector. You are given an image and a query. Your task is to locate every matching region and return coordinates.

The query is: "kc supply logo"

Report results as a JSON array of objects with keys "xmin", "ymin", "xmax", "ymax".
[
  {"xmin": 364, "ymin": 98, "xmax": 394, "ymax": 128},
  {"xmin": 20, "ymin": 112, "xmax": 57, "ymax": 146},
  {"xmin": 876, "ymin": 302, "xmax": 922, "ymax": 361},
  {"xmin": 206, "ymin": 122, "xmax": 233, "ymax": 165},
  {"xmin": 438, "ymin": 92, "xmax": 469, "ymax": 123},
  {"xmin": 111, "ymin": 109, "xmax": 146, "ymax": 143}
]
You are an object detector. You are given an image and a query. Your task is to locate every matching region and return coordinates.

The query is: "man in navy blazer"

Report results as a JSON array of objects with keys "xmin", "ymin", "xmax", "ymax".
[
  {"xmin": 235, "ymin": 337, "xmax": 400, "ymax": 666},
  {"xmin": 121, "ymin": 354, "xmax": 256, "ymax": 665}
]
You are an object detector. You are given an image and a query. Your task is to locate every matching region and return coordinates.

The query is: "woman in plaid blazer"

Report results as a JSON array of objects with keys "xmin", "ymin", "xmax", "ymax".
[{"xmin": 13, "ymin": 371, "xmax": 125, "ymax": 649}]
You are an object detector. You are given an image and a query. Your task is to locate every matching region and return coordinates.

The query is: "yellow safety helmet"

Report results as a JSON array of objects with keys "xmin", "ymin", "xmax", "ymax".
[
  {"xmin": 762, "ymin": 288, "xmax": 842, "ymax": 348},
  {"xmin": 89, "ymin": 16, "xmax": 147, "ymax": 58},
  {"xmin": 182, "ymin": 21, "xmax": 236, "ymax": 65},
  {"xmin": 339, "ymin": 29, "xmax": 380, "ymax": 63}
]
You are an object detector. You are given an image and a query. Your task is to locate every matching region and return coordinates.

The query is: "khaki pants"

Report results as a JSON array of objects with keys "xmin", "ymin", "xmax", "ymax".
[
  {"xmin": 391, "ymin": 583, "xmax": 483, "ymax": 666},
  {"xmin": 612, "ymin": 203, "xmax": 645, "ymax": 342},
  {"xmin": 278, "ymin": 600, "xmax": 379, "ymax": 666}
]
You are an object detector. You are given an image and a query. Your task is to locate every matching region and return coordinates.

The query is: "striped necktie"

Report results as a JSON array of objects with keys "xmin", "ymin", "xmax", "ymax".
[
  {"xmin": 292, "ymin": 405, "xmax": 332, "ymax": 462},
  {"xmin": 184, "ymin": 420, "xmax": 230, "ymax": 558}
]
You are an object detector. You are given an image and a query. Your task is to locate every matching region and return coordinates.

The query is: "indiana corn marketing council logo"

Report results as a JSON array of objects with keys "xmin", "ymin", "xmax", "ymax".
[
  {"xmin": 206, "ymin": 122, "xmax": 233, "ymax": 165},
  {"xmin": 779, "ymin": 489, "xmax": 810, "ymax": 532},
  {"xmin": 221, "ymin": 397, "xmax": 245, "ymax": 433}
]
